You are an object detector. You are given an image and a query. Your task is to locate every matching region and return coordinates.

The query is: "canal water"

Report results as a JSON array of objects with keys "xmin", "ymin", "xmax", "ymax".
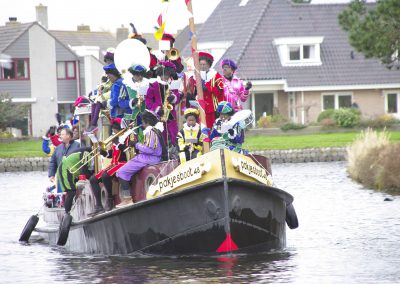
[{"xmin": 0, "ymin": 162, "xmax": 399, "ymax": 283}]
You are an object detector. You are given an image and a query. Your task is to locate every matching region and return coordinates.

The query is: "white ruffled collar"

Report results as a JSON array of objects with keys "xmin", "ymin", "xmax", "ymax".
[
  {"xmin": 143, "ymin": 126, "xmax": 153, "ymax": 136},
  {"xmin": 143, "ymin": 122, "xmax": 164, "ymax": 136},
  {"xmin": 183, "ymin": 123, "xmax": 199, "ymax": 131},
  {"xmin": 205, "ymin": 69, "xmax": 217, "ymax": 82}
]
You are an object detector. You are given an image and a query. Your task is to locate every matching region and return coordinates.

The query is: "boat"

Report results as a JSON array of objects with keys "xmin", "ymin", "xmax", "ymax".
[
  {"xmin": 23, "ymin": 148, "xmax": 297, "ymax": 255},
  {"xmin": 18, "ymin": 2, "xmax": 298, "ymax": 255}
]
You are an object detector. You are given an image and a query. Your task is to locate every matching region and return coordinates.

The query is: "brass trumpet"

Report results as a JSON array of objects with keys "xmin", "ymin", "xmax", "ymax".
[
  {"xmin": 166, "ymin": 48, "xmax": 180, "ymax": 61},
  {"xmin": 69, "ymin": 123, "xmax": 141, "ymax": 174}
]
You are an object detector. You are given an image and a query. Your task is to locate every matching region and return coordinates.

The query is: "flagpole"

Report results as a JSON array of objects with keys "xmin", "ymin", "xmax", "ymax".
[{"xmin": 186, "ymin": 0, "xmax": 210, "ymax": 152}]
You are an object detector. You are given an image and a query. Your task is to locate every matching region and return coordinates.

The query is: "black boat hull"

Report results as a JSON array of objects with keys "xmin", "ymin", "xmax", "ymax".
[{"xmin": 38, "ymin": 177, "xmax": 290, "ymax": 255}]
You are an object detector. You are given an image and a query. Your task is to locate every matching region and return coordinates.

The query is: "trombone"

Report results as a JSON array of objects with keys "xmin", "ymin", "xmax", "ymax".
[{"xmin": 69, "ymin": 123, "xmax": 141, "ymax": 175}]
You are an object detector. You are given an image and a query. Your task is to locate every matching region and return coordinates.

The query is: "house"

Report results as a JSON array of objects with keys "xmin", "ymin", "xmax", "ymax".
[
  {"xmin": 49, "ymin": 25, "xmax": 118, "ymax": 104},
  {"xmin": 0, "ymin": 18, "xmax": 80, "ymax": 136},
  {"xmin": 182, "ymin": 0, "xmax": 400, "ymax": 125},
  {"xmin": 0, "ymin": 4, "xmax": 121, "ymax": 136}
]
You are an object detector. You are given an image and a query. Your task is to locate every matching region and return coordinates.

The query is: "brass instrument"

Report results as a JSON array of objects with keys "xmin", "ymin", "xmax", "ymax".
[
  {"xmin": 69, "ymin": 123, "xmax": 141, "ymax": 174},
  {"xmin": 161, "ymin": 86, "xmax": 174, "ymax": 122},
  {"xmin": 166, "ymin": 48, "xmax": 180, "ymax": 61}
]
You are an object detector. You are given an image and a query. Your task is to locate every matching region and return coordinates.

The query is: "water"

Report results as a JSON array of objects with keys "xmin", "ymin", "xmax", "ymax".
[{"xmin": 1, "ymin": 162, "xmax": 399, "ymax": 284}]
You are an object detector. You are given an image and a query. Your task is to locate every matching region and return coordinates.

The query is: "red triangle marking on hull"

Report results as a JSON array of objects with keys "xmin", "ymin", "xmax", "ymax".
[{"xmin": 216, "ymin": 233, "xmax": 239, "ymax": 253}]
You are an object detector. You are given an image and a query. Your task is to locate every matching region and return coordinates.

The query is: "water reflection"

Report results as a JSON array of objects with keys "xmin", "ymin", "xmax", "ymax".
[{"xmin": 1, "ymin": 163, "xmax": 400, "ymax": 283}]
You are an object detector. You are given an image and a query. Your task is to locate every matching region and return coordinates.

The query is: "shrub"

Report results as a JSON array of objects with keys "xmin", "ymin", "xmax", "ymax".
[
  {"xmin": 270, "ymin": 114, "xmax": 287, "ymax": 124},
  {"xmin": 320, "ymin": 118, "xmax": 336, "ymax": 129},
  {"xmin": 256, "ymin": 116, "xmax": 271, "ymax": 128},
  {"xmin": 359, "ymin": 114, "xmax": 398, "ymax": 129},
  {"xmin": 317, "ymin": 109, "xmax": 335, "ymax": 122},
  {"xmin": 0, "ymin": 131, "xmax": 12, "ymax": 138},
  {"xmin": 333, "ymin": 108, "xmax": 360, "ymax": 128},
  {"xmin": 280, "ymin": 122, "xmax": 307, "ymax": 131}
]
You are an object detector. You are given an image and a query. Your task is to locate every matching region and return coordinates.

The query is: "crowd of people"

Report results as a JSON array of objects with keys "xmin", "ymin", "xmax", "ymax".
[{"xmin": 42, "ymin": 32, "xmax": 253, "ymax": 215}]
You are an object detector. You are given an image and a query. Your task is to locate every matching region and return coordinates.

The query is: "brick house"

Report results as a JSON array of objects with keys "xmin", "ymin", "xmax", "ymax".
[{"xmin": 182, "ymin": 0, "xmax": 400, "ymax": 126}]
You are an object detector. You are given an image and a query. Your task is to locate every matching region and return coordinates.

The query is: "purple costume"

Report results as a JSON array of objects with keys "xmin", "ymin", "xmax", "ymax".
[
  {"xmin": 145, "ymin": 80, "xmax": 180, "ymax": 145},
  {"xmin": 116, "ymin": 126, "xmax": 162, "ymax": 181},
  {"xmin": 222, "ymin": 75, "xmax": 249, "ymax": 112}
]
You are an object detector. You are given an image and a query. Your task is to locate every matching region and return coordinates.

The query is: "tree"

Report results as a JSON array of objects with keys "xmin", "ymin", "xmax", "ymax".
[
  {"xmin": 338, "ymin": 0, "xmax": 400, "ymax": 69},
  {"xmin": 0, "ymin": 93, "xmax": 28, "ymax": 130}
]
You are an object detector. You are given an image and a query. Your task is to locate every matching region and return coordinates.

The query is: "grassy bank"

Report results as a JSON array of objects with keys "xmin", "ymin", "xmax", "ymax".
[
  {"xmin": 243, "ymin": 131, "xmax": 400, "ymax": 151},
  {"xmin": 0, "ymin": 139, "xmax": 45, "ymax": 158},
  {"xmin": 1, "ymin": 131, "xmax": 400, "ymax": 158}
]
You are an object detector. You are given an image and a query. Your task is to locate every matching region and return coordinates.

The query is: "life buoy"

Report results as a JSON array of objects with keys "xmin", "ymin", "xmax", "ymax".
[
  {"xmin": 57, "ymin": 213, "xmax": 72, "ymax": 246},
  {"xmin": 19, "ymin": 215, "xmax": 39, "ymax": 242},
  {"xmin": 144, "ymin": 173, "xmax": 157, "ymax": 193},
  {"xmin": 100, "ymin": 186, "xmax": 109, "ymax": 208},
  {"xmin": 285, "ymin": 203, "xmax": 299, "ymax": 229}
]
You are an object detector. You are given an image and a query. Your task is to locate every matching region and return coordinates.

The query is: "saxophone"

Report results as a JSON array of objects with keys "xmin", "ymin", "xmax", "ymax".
[{"xmin": 161, "ymin": 85, "xmax": 174, "ymax": 122}]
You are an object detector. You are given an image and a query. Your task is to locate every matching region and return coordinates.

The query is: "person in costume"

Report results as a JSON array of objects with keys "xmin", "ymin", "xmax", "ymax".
[
  {"xmin": 161, "ymin": 33, "xmax": 184, "ymax": 74},
  {"xmin": 187, "ymin": 52, "xmax": 224, "ymax": 129},
  {"xmin": 128, "ymin": 22, "xmax": 159, "ymax": 78},
  {"xmin": 104, "ymin": 63, "xmax": 131, "ymax": 119},
  {"xmin": 145, "ymin": 60, "xmax": 180, "ymax": 146},
  {"xmin": 42, "ymin": 125, "xmax": 63, "ymax": 156},
  {"xmin": 220, "ymin": 59, "xmax": 252, "ymax": 112},
  {"xmin": 55, "ymin": 146, "xmax": 93, "ymax": 214},
  {"xmin": 89, "ymin": 118, "xmax": 129, "ymax": 214},
  {"xmin": 177, "ymin": 108, "xmax": 204, "ymax": 163},
  {"xmin": 48, "ymin": 128, "xmax": 80, "ymax": 184},
  {"xmin": 209, "ymin": 101, "xmax": 245, "ymax": 153},
  {"xmin": 86, "ymin": 49, "xmax": 115, "ymax": 132},
  {"xmin": 123, "ymin": 64, "xmax": 150, "ymax": 123},
  {"xmin": 116, "ymin": 110, "xmax": 166, "ymax": 207}
]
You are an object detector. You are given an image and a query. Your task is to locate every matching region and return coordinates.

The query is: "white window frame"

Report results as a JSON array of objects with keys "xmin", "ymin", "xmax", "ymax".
[
  {"xmin": 321, "ymin": 92, "xmax": 353, "ymax": 111},
  {"xmin": 384, "ymin": 90, "xmax": 400, "ymax": 117},
  {"xmin": 273, "ymin": 37, "xmax": 323, "ymax": 66}
]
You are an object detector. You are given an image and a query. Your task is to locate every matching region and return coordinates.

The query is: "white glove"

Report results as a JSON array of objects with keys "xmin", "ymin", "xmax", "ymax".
[{"xmin": 170, "ymin": 80, "xmax": 181, "ymax": 91}]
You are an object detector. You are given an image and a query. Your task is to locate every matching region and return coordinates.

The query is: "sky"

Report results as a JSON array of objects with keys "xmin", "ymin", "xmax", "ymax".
[
  {"xmin": 0, "ymin": 0, "xmax": 374, "ymax": 34},
  {"xmin": 0, "ymin": 0, "xmax": 221, "ymax": 34}
]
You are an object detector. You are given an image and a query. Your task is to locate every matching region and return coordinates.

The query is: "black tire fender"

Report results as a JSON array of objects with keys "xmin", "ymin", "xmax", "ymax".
[
  {"xmin": 19, "ymin": 215, "xmax": 39, "ymax": 242},
  {"xmin": 57, "ymin": 213, "xmax": 72, "ymax": 246},
  {"xmin": 144, "ymin": 173, "xmax": 157, "ymax": 193},
  {"xmin": 286, "ymin": 203, "xmax": 299, "ymax": 229}
]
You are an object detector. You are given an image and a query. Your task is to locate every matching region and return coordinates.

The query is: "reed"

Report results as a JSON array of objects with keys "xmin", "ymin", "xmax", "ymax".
[{"xmin": 347, "ymin": 128, "xmax": 400, "ymax": 192}]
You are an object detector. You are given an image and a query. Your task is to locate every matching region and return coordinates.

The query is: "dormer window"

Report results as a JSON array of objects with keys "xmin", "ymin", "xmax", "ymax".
[{"xmin": 274, "ymin": 37, "xmax": 323, "ymax": 66}]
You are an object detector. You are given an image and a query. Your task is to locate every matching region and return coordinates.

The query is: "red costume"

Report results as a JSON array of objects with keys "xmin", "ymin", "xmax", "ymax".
[
  {"xmin": 188, "ymin": 52, "xmax": 224, "ymax": 128},
  {"xmin": 95, "ymin": 140, "xmax": 128, "ymax": 180}
]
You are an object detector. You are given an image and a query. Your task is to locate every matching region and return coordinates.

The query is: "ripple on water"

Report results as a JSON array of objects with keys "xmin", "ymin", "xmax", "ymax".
[{"xmin": 1, "ymin": 164, "xmax": 400, "ymax": 283}]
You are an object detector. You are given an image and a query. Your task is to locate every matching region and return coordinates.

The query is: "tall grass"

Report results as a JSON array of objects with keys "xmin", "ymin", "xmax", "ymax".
[{"xmin": 347, "ymin": 128, "xmax": 400, "ymax": 193}]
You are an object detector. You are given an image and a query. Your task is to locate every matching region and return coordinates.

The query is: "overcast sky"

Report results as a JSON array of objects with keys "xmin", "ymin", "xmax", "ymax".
[
  {"xmin": 0, "ymin": 0, "xmax": 221, "ymax": 34},
  {"xmin": 0, "ymin": 0, "xmax": 372, "ymax": 34}
]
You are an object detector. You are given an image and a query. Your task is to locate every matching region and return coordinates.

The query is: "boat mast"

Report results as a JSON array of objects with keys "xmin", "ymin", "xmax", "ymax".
[{"xmin": 186, "ymin": 0, "xmax": 210, "ymax": 152}]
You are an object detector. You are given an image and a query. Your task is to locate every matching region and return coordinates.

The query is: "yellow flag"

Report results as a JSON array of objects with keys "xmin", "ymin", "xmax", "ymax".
[{"xmin": 154, "ymin": 22, "xmax": 166, "ymax": 41}]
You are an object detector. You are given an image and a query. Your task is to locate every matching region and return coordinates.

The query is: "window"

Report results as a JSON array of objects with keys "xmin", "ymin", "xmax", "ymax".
[
  {"xmin": 322, "ymin": 93, "xmax": 352, "ymax": 110},
  {"xmin": 57, "ymin": 61, "xmax": 76, "ymax": 79},
  {"xmin": 386, "ymin": 93, "xmax": 398, "ymax": 114},
  {"xmin": 289, "ymin": 46, "xmax": 300, "ymax": 60},
  {"xmin": 273, "ymin": 37, "xmax": 323, "ymax": 66},
  {"xmin": 323, "ymin": 95, "xmax": 335, "ymax": 110},
  {"xmin": 288, "ymin": 44, "xmax": 316, "ymax": 62},
  {"xmin": 0, "ymin": 58, "xmax": 29, "ymax": 80}
]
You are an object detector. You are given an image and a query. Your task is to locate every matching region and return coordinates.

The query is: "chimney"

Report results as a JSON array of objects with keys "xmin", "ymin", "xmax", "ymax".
[
  {"xmin": 116, "ymin": 25, "xmax": 129, "ymax": 43},
  {"xmin": 35, "ymin": 3, "xmax": 48, "ymax": 29},
  {"xmin": 77, "ymin": 24, "xmax": 90, "ymax": 32},
  {"xmin": 6, "ymin": 17, "xmax": 20, "ymax": 26}
]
